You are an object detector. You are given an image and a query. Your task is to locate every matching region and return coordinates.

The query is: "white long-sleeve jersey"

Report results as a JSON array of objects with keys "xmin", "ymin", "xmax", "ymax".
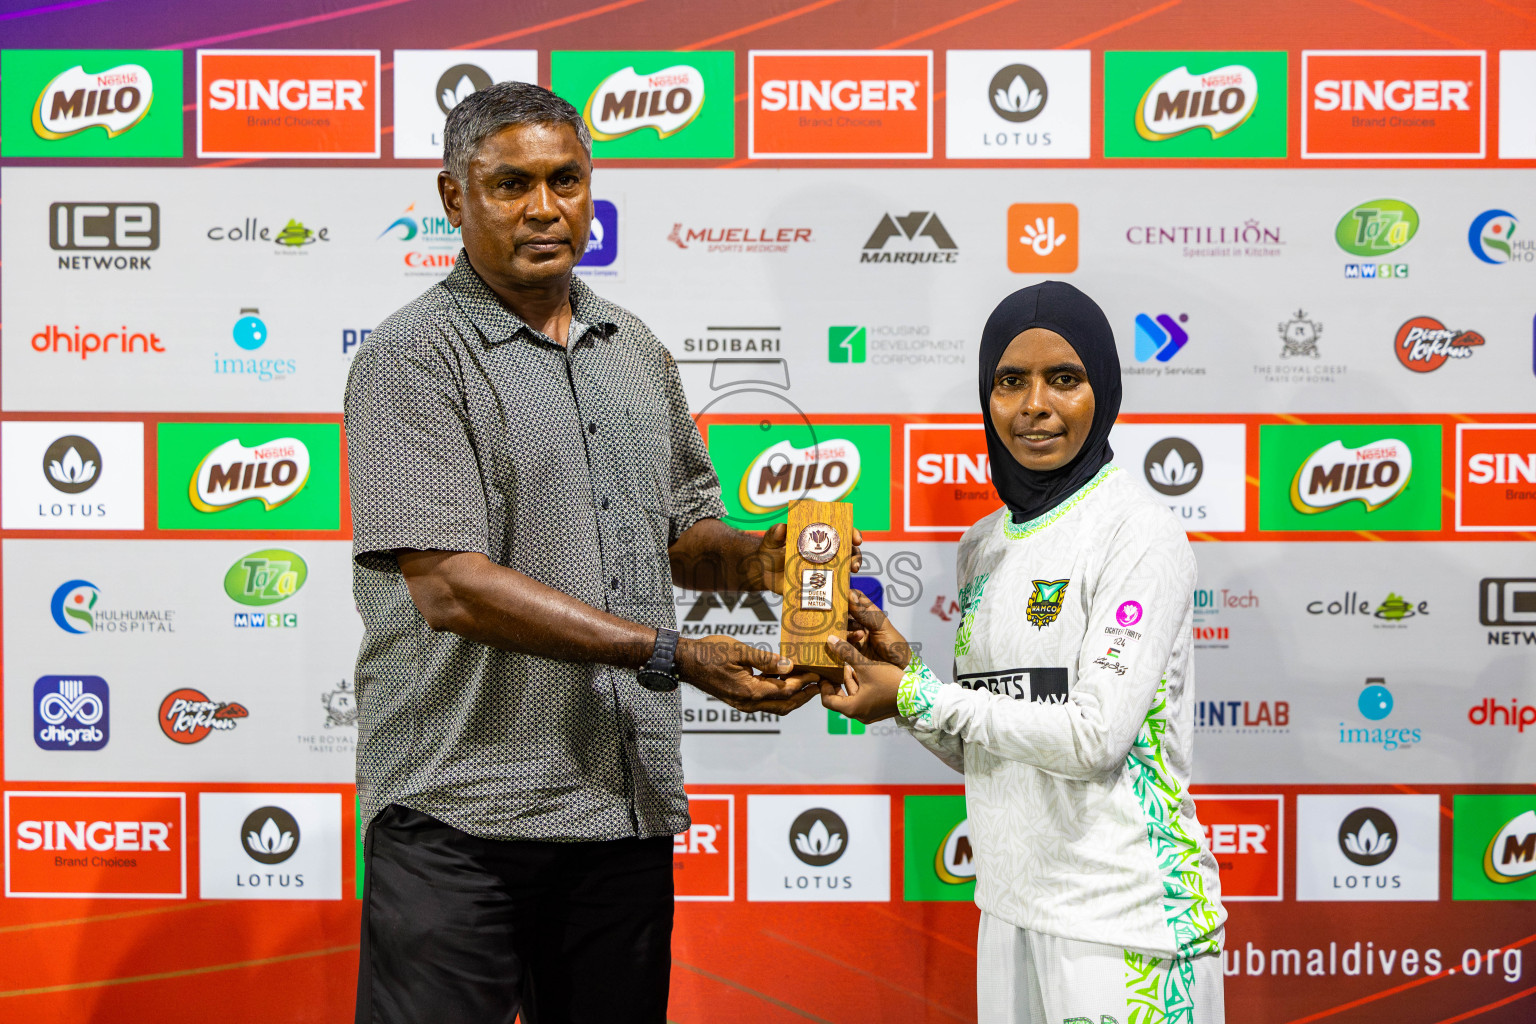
[{"xmin": 903, "ymin": 464, "xmax": 1226, "ymax": 960}]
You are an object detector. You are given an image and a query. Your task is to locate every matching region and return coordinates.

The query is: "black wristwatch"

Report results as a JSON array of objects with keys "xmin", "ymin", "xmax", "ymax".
[{"xmin": 637, "ymin": 627, "xmax": 681, "ymax": 692}]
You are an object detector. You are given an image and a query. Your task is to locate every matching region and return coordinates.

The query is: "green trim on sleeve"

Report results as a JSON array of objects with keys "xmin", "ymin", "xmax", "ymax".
[{"xmin": 896, "ymin": 655, "xmax": 943, "ymax": 723}]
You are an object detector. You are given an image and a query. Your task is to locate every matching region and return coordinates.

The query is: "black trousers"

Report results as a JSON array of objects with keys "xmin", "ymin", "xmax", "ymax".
[{"xmin": 356, "ymin": 805, "xmax": 675, "ymax": 1024}]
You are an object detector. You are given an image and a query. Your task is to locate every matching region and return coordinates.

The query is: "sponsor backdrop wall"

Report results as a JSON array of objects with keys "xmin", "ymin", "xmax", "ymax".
[{"xmin": 1, "ymin": 2, "xmax": 1534, "ymax": 1022}]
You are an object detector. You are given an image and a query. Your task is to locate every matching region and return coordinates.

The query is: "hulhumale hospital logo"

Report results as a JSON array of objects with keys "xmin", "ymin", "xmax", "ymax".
[
  {"xmin": 1468, "ymin": 209, "xmax": 1533, "ymax": 265},
  {"xmin": 51, "ymin": 579, "xmax": 99, "ymax": 633}
]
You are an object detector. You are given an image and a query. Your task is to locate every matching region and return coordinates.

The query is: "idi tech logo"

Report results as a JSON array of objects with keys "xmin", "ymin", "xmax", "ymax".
[
  {"xmin": 1303, "ymin": 50, "xmax": 1484, "ymax": 158},
  {"xmin": 1453, "ymin": 796, "xmax": 1536, "ymax": 900},
  {"xmin": 1, "ymin": 49, "xmax": 183, "ymax": 157},
  {"xmin": 391, "ymin": 50, "xmax": 537, "ymax": 159},
  {"xmin": 1468, "ymin": 209, "xmax": 1533, "ymax": 265},
  {"xmin": 706, "ymin": 421, "xmax": 891, "ymax": 530},
  {"xmin": 1007, "ymin": 203, "xmax": 1077, "ymax": 273},
  {"xmin": 903, "ymin": 795, "xmax": 975, "ymax": 901},
  {"xmin": 1456, "ymin": 424, "xmax": 1536, "ymax": 531},
  {"xmin": 5, "ymin": 791, "xmax": 185, "ymax": 898},
  {"xmin": 1197, "ymin": 795, "xmax": 1282, "ymax": 901},
  {"xmin": 156, "ymin": 423, "xmax": 340, "ymax": 531},
  {"xmin": 552, "ymin": 51, "xmax": 734, "ymax": 158},
  {"xmin": 197, "ymin": 50, "xmax": 380, "ymax": 158},
  {"xmin": 749, "ymin": 50, "xmax": 932, "ymax": 159},
  {"xmin": 1259, "ymin": 424, "xmax": 1441, "ymax": 532},
  {"xmin": 944, "ymin": 50, "xmax": 1091, "ymax": 159},
  {"xmin": 1393, "ymin": 316, "xmax": 1483, "ymax": 373},
  {"xmin": 50, "ymin": 202, "xmax": 158, "ymax": 271},
  {"xmin": 1103, "ymin": 51, "xmax": 1288, "ymax": 158},
  {"xmin": 1336, "ymin": 198, "xmax": 1419, "ymax": 280},
  {"xmin": 33, "ymin": 676, "xmax": 109, "ymax": 751}
]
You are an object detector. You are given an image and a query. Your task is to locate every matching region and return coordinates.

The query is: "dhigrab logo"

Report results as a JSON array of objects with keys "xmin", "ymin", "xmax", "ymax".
[{"xmin": 33, "ymin": 675, "xmax": 110, "ymax": 751}]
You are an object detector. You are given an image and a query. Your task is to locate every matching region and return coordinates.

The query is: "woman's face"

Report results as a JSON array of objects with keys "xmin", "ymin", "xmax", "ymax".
[{"xmin": 988, "ymin": 327, "xmax": 1096, "ymax": 472}]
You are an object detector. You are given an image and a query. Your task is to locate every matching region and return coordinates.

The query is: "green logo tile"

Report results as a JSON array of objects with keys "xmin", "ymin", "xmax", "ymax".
[{"xmin": 2, "ymin": 49, "xmax": 184, "ymax": 157}]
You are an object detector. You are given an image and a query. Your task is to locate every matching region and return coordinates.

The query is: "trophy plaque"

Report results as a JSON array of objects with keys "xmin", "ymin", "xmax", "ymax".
[{"xmin": 780, "ymin": 499, "xmax": 854, "ymax": 673}]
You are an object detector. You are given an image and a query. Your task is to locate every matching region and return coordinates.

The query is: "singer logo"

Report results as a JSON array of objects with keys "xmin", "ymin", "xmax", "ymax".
[
  {"xmin": 1456, "ymin": 424, "xmax": 1536, "ymax": 531},
  {"xmin": 190, "ymin": 437, "xmax": 311, "ymax": 513},
  {"xmin": 1197, "ymin": 795, "xmax": 1282, "ymax": 900},
  {"xmin": 749, "ymin": 50, "xmax": 932, "ymax": 159},
  {"xmin": 904, "ymin": 423, "xmax": 998, "ymax": 533},
  {"xmin": 674, "ymin": 794, "xmax": 733, "ymax": 900},
  {"xmin": 5, "ymin": 791, "xmax": 185, "ymax": 898},
  {"xmin": 197, "ymin": 50, "xmax": 380, "ymax": 157},
  {"xmin": 1303, "ymin": 50, "xmax": 1484, "ymax": 158},
  {"xmin": 1007, "ymin": 203, "xmax": 1078, "ymax": 273}
]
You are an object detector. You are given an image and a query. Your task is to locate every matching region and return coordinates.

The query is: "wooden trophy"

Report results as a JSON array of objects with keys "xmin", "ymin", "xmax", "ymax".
[{"xmin": 779, "ymin": 499, "xmax": 854, "ymax": 677}]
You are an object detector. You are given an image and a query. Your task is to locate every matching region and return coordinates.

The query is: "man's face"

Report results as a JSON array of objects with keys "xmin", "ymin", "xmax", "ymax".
[{"xmin": 439, "ymin": 122, "xmax": 593, "ymax": 289}]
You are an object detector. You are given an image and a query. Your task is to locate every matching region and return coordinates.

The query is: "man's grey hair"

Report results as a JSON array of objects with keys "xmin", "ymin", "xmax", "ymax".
[{"xmin": 443, "ymin": 80, "xmax": 592, "ymax": 182}]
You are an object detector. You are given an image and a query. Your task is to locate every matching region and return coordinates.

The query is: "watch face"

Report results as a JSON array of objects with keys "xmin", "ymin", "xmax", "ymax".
[
  {"xmin": 636, "ymin": 670, "xmax": 679, "ymax": 693},
  {"xmin": 797, "ymin": 522, "xmax": 840, "ymax": 564}
]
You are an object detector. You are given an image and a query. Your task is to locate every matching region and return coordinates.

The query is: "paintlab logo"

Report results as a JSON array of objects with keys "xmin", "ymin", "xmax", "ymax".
[
  {"xmin": 6, "ymin": 791, "xmax": 185, "ymax": 898},
  {"xmin": 1303, "ymin": 50, "xmax": 1484, "ymax": 158},
  {"xmin": 190, "ymin": 437, "xmax": 310, "ymax": 513},
  {"xmin": 552, "ymin": 51, "xmax": 734, "ymax": 158},
  {"xmin": 198, "ymin": 49, "xmax": 380, "ymax": 158},
  {"xmin": 749, "ymin": 50, "xmax": 931, "ymax": 159},
  {"xmin": 1394, "ymin": 316, "xmax": 1483, "ymax": 372},
  {"xmin": 1468, "ymin": 210, "xmax": 1532, "ymax": 265},
  {"xmin": 861, "ymin": 211, "xmax": 957, "ymax": 264},
  {"xmin": 1104, "ymin": 51, "xmax": 1287, "ymax": 158},
  {"xmin": 2, "ymin": 50, "xmax": 183, "ymax": 157},
  {"xmin": 1291, "ymin": 439, "xmax": 1411, "ymax": 514},
  {"xmin": 50, "ymin": 202, "xmax": 158, "ymax": 271},
  {"xmin": 158, "ymin": 688, "xmax": 248, "ymax": 744},
  {"xmin": 1133, "ymin": 312, "xmax": 1189, "ymax": 362},
  {"xmin": 33, "ymin": 676, "xmax": 109, "ymax": 751},
  {"xmin": 1456, "ymin": 424, "xmax": 1536, "ymax": 532},
  {"xmin": 1007, "ymin": 203, "xmax": 1077, "ymax": 273}
]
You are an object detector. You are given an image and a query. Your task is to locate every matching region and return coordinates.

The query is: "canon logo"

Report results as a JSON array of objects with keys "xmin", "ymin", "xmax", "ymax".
[
  {"xmin": 1312, "ymin": 78, "xmax": 1469, "ymax": 112},
  {"xmin": 15, "ymin": 819, "xmax": 171, "ymax": 852},
  {"xmin": 759, "ymin": 79, "xmax": 917, "ymax": 112},
  {"xmin": 207, "ymin": 78, "xmax": 366, "ymax": 112}
]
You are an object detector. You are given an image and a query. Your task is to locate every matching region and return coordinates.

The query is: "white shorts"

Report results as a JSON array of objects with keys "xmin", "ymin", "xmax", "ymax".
[{"xmin": 977, "ymin": 912, "xmax": 1225, "ymax": 1024}]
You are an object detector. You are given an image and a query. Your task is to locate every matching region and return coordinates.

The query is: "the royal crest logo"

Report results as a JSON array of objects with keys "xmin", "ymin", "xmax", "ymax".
[
  {"xmin": 1136, "ymin": 64, "xmax": 1258, "ymax": 141},
  {"xmin": 190, "ymin": 437, "xmax": 311, "ymax": 513},
  {"xmin": 1290, "ymin": 439, "xmax": 1411, "ymax": 514},
  {"xmin": 584, "ymin": 64, "xmax": 705, "ymax": 141},
  {"xmin": 1278, "ymin": 310, "xmax": 1323, "ymax": 358},
  {"xmin": 1026, "ymin": 579, "xmax": 1069, "ymax": 628}
]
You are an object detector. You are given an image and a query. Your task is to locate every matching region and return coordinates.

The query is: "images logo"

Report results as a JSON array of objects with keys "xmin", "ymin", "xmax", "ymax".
[
  {"xmin": 552, "ymin": 51, "xmax": 734, "ymax": 158},
  {"xmin": 158, "ymin": 688, "xmax": 248, "ymax": 744},
  {"xmin": 1337, "ymin": 677, "xmax": 1421, "ymax": 751},
  {"xmin": 225, "ymin": 550, "xmax": 307, "ymax": 605},
  {"xmin": 749, "ymin": 50, "xmax": 931, "ymax": 159},
  {"xmin": 861, "ymin": 211, "xmax": 957, "ymax": 264},
  {"xmin": 1103, "ymin": 51, "xmax": 1287, "ymax": 158},
  {"xmin": 157, "ymin": 423, "xmax": 340, "ymax": 531},
  {"xmin": 231, "ymin": 309, "xmax": 268, "ymax": 351},
  {"xmin": 1455, "ymin": 424, "xmax": 1536, "ymax": 532},
  {"xmin": 43, "ymin": 436, "xmax": 101, "ymax": 494},
  {"xmin": 1, "ymin": 50, "xmax": 183, "ymax": 157},
  {"xmin": 1394, "ymin": 316, "xmax": 1483, "ymax": 372},
  {"xmin": 706, "ymin": 422, "xmax": 891, "ymax": 530},
  {"xmin": 190, "ymin": 437, "xmax": 310, "ymax": 512},
  {"xmin": 1468, "ymin": 209, "xmax": 1531, "ymax": 265},
  {"xmin": 198, "ymin": 49, "xmax": 380, "ymax": 158},
  {"xmin": 33, "ymin": 676, "xmax": 109, "ymax": 751},
  {"xmin": 1133, "ymin": 312, "xmax": 1189, "ymax": 362},
  {"xmin": 1007, "ymin": 203, "xmax": 1077, "ymax": 273},
  {"xmin": 50, "ymin": 579, "xmax": 100, "ymax": 633},
  {"xmin": 1260, "ymin": 424, "xmax": 1441, "ymax": 531},
  {"xmin": 1302, "ymin": 50, "xmax": 1484, "ymax": 158},
  {"xmin": 1453, "ymin": 795, "xmax": 1536, "ymax": 900},
  {"xmin": 789, "ymin": 808, "xmax": 847, "ymax": 867}
]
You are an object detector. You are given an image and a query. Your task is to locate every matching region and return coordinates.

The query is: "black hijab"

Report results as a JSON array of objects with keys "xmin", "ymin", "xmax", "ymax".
[{"xmin": 978, "ymin": 280, "xmax": 1122, "ymax": 524}]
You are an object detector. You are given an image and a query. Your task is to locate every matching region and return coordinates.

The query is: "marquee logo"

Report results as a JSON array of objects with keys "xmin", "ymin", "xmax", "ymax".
[
  {"xmin": 1303, "ymin": 50, "xmax": 1484, "ymax": 158},
  {"xmin": 585, "ymin": 64, "xmax": 704, "ymax": 140},
  {"xmin": 158, "ymin": 688, "xmax": 248, "ymax": 744},
  {"xmin": 862, "ymin": 211, "xmax": 957, "ymax": 264},
  {"xmin": 739, "ymin": 439, "xmax": 860, "ymax": 513},
  {"xmin": 1136, "ymin": 63, "xmax": 1258, "ymax": 140},
  {"xmin": 1290, "ymin": 439, "xmax": 1411, "ymax": 514},
  {"xmin": 190, "ymin": 437, "xmax": 310, "ymax": 513},
  {"xmin": 2, "ymin": 50, "xmax": 182, "ymax": 157},
  {"xmin": 1394, "ymin": 316, "xmax": 1483, "ymax": 372},
  {"xmin": 225, "ymin": 550, "xmax": 308, "ymax": 606},
  {"xmin": 552, "ymin": 51, "xmax": 734, "ymax": 158},
  {"xmin": 750, "ymin": 50, "xmax": 931, "ymax": 159},
  {"xmin": 197, "ymin": 49, "xmax": 380, "ymax": 158},
  {"xmin": 1104, "ymin": 51, "xmax": 1287, "ymax": 157},
  {"xmin": 1455, "ymin": 424, "xmax": 1536, "ymax": 532}
]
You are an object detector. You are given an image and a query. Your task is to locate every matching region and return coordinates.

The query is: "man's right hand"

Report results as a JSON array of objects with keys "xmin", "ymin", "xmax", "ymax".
[{"xmin": 676, "ymin": 635, "xmax": 820, "ymax": 715}]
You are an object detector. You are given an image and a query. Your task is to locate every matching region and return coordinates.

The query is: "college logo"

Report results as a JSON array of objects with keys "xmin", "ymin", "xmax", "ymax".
[
  {"xmin": 390, "ymin": 50, "xmax": 537, "ymax": 159},
  {"xmin": 1297, "ymin": 794, "xmax": 1438, "ymax": 901},
  {"xmin": 1133, "ymin": 312, "xmax": 1189, "ymax": 362},
  {"xmin": 190, "ymin": 437, "xmax": 310, "ymax": 512},
  {"xmin": 1, "ymin": 50, "xmax": 183, "ymax": 157},
  {"xmin": 675, "ymin": 794, "xmax": 734, "ymax": 901},
  {"xmin": 1007, "ymin": 203, "xmax": 1077, "ymax": 273},
  {"xmin": 749, "ymin": 50, "xmax": 931, "ymax": 159},
  {"xmin": 1104, "ymin": 51, "xmax": 1287, "ymax": 157},
  {"xmin": 1453, "ymin": 796, "xmax": 1536, "ymax": 900},
  {"xmin": 6, "ymin": 791, "xmax": 185, "ymax": 898},
  {"xmin": 552, "ymin": 51, "xmax": 734, "ymax": 158},
  {"xmin": 158, "ymin": 688, "xmax": 248, "ymax": 744},
  {"xmin": 904, "ymin": 423, "xmax": 997, "ymax": 533},
  {"xmin": 225, "ymin": 550, "xmax": 308, "ymax": 605},
  {"xmin": 861, "ymin": 211, "xmax": 957, "ymax": 264},
  {"xmin": 1302, "ymin": 50, "xmax": 1484, "ymax": 158},
  {"xmin": 1260, "ymin": 424, "xmax": 1441, "ymax": 531},
  {"xmin": 50, "ymin": 202, "xmax": 158, "ymax": 270},
  {"xmin": 945, "ymin": 50, "xmax": 1091, "ymax": 159},
  {"xmin": 1468, "ymin": 210, "xmax": 1530, "ymax": 265},
  {"xmin": 33, "ymin": 676, "xmax": 109, "ymax": 751},
  {"xmin": 706, "ymin": 422, "xmax": 891, "ymax": 530},
  {"xmin": 1456, "ymin": 425, "xmax": 1536, "ymax": 531},
  {"xmin": 903, "ymin": 795, "xmax": 975, "ymax": 901},
  {"xmin": 1305, "ymin": 591, "xmax": 1428, "ymax": 623},
  {"xmin": 197, "ymin": 50, "xmax": 380, "ymax": 158},
  {"xmin": 1026, "ymin": 579, "xmax": 1068, "ymax": 628},
  {"xmin": 1394, "ymin": 316, "xmax": 1483, "ymax": 372},
  {"xmin": 1198, "ymin": 795, "xmax": 1282, "ymax": 900},
  {"xmin": 157, "ymin": 423, "xmax": 340, "ymax": 531},
  {"xmin": 207, "ymin": 216, "xmax": 331, "ymax": 251}
]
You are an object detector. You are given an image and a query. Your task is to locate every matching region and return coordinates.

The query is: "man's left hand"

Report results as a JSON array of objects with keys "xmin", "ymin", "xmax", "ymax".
[{"xmin": 750, "ymin": 524, "xmax": 863, "ymax": 593}]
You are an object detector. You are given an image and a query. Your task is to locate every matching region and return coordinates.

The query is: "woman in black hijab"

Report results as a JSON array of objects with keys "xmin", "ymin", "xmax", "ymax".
[{"xmin": 824, "ymin": 282, "xmax": 1226, "ymax": 1024}]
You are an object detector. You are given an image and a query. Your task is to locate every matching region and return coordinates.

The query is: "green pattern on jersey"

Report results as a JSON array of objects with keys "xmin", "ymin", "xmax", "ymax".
[
  {"xmin": 953, "ymin": 572, "xmax": 990, "ymax": 656},
  {"xmin": 1124, "ymin": 947, "xmax": 1197, "ymax": 1024},
  {"xmin": 1001, "ymin": 464, "xmax": 1118, "ymax": 541}
]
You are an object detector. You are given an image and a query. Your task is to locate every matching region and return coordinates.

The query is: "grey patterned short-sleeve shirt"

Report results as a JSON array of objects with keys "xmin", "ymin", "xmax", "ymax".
[{"xmin": 344, "ymin": 252, "xmax": 724, "ymax": 841}]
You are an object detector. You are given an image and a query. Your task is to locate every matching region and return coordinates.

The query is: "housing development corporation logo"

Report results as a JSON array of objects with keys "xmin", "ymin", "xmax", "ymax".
[
  {"xmin": 1302, "ymin": 50, "xmax": 1484, "ymax": 158},
  {"xmin": 1, "ymin": 49, "xmax": 183, "ymax": 157},
  {"xmin": 33, "ymin": 676, "xmax": 109, "ymax": 751},
  {"xmin": 552, "ymin": 51, "xmax": 734, "ymax": 158},
  {"xmin": 1337, "ymin": 198, "xmax": 1419, "ymax": 279},
  {"xmin": 861, "ymin": 211, "xmax": 958, "ymax": 264},
  {"xmin": 1104, "ymin": 51, "xmax": 1287, "ymax": 157},
  {"xmin": 1259, "ymin": 424, "xmax": 1441, "ymax": 532},
  {"xmin": 750, "ymin": 50, "xmax": 931, "ymax": 159},
  {"xmin": 197, "ymin": 49, "xmax": 380, "ymax": 158},
  {"xmin": 1394, "ymin": 316, "xmax": 1483, "ymax": 372}
]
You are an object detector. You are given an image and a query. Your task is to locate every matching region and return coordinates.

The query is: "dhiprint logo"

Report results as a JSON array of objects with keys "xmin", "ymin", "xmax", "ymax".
[
  {"xmin": 1026, "ymin": 579, "xmax": 1069, "ymax": 628},
  {"xmin": 50, "ymin": 580, "xmax": 100, "ymax": 633},
  {"xmin": 990, "ymin": 64, "xmax": 1046, "ymax": 122},
  {"xmin": 1144, "ymin": 438, "xmax": 1202, "ymax": 496},
  {"xmin": 1339, "ymin": 807, "xmax": 1397, "ymax": 867},
  {"xmin": 1290, "ymin": 438, "xmax": 1411, "ymax": 514},
  {"xmin": 158, "ymin": 688, "xmax": 248, "ymax": 744},
  {"xmin": 50, "ymin": 203, "xmax": 159, "ymax": 270},
  {"xmin": 1133, "ymin": 312, "xmax": 1189, "ymax": 362},
  {"xmin": 224, "ymin": 550, "xmax": 307, "ymax": 606},
  {"xmin": 789, "ymin": 808, "xmax": 848, "ymax": 867},
  {"xmin": 1006, "ymin": 203, "xmax": 1077, "ymax": 273},
  {"xmin": 241, "ymin": 806, "xmax": 299, "ymax": 865},
  {"xmin": 1136, "ymin": 63, "xmax": 1260, "ymax": 141},
  {"xmin": 1468, "ymin": 209, "xmax": 1529, "ymax": 265},
  {"xmin": 33, "ymin": 676, "xmax": 109, "ymax": 751},
  {"xmin": 29, "ymin": 322, "xmax": 166, "ymax": 362},
  {"xmin": 1394, "ymin": 316, "xmax": 1483, "ymax": 373},
  {"xmin": 189, "ymin": 437, "xmax": 311, "ymax": 513},
  {"xmin": 43, "ymin": 436, "xmax": 101, "ymax": 494},
  {"xmin": 861, "ymin": 211, "xmax": 958, "ymax": 264}
]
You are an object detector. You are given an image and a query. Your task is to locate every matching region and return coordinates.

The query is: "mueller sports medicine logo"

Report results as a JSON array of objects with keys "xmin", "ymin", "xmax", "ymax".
[
  {"xmin": 1303, "ymin": 50, "xmax": 1484, "ymax": 158},
  {"xmin": 585, "ymin": 64, "xmax": 704, "ymax": 140},
  {"xmin": 32, "ymin": 62, "xmax": 153, "ymax": 140},
  {"xmin": 1394, "ymin": 316, "xmax": 1483, "ymax": 372},
  {"xmin": 198, "ymin": 50, "xmax": 380, "ymax": 158},
  {"xmin": 1290, "ymin": 438, "xmax": 1411, "ymax": 514},
  {"xmin": 750, "ymin": 50, "xmax": 931, "ymax": 159},
  {"xmin": 190, "ymin": 437, "xmax": 311, "ymax": 513},
  {"xmin": 50, "ymin": 202, "xmax": 158, "ymax": 270},
  {"xmin": 1136, "ymin": 63, "xmax": 1259, "ymax": 140},
  {"xmin": 1456, "ymin": 425, "xmax": 1536, "ymax": 532},
  {"xmin": 667, "ymin": 224, "xmax": 813, "ymax": 254},
  {"xmin": 739, "ymin": 439, "xmax": 860, "ymax": 513},
  {"xmin": 862, "ymin": 211, "xmax": 957, "ymax": 263},
  {"xmin": 33, "ymin": 676, "xmax": 109, "ymax": 751}
]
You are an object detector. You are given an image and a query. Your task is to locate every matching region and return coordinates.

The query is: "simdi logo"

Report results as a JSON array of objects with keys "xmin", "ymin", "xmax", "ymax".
[
  {"xmin": 197, "ymin": 50, "xmax": 380, "ymax": 158},
  {"xmin": 156, "ymin": 423, "xmax": 341, "ymax": 531},
  {"xmin": 1, "ymin": 50, "xmax": 183, "ymax": 157},
  {"xmin": 1456, "ymin": 424, "xmax": 1536, "ymax": 531},
  {"xmin": 551, "ymin": 51, "xmax": 734, "ymax": 158},
  {"xmin": 1103, "ymin": 51, "xmax": 1288, "ymax": 158},
  {"xmin": 5, "ymin": 791, "xmax": 185, "ymax": 898},
  {"xmin": 749, "ymin": 50, "xmax": 932, "ymax": 159},
  {"xmin": 1259, "ymin": 424, "xmax": 1441, "ymax": 531},
  {"xmin": 1303, "ymin": 50, "xmax": 1484, "ymax": 158}
]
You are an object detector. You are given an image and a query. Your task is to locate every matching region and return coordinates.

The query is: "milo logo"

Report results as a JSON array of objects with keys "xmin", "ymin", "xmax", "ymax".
[
  {"xmin": 1290, "ymin": 439, "xmax": 1411, "ymax": 514},
  {"xmin": 1136, "ymin": 63, "xmax": 1258, "ymax": 140},
  {"xmin": 33, "ymin": 63, "xmax": 153, "ymax": 140},
  {"xmin": 190, "ymin": 437, "xmax": 311, "ymax": 513},
  {"xmin": 739, "ymin": 438, "xmax": 861, "ymax": 514},
  {"xmin": 585, "ymin": 64, "xmax": 705, "ymax": 141}
]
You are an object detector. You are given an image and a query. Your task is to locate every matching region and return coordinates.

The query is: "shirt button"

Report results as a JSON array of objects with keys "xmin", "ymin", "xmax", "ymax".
[
  {"xmin": 588, "ymin": 422, "xmax": 597, "ymax": 435},
  {"xmin": 601, "ymin": 498, "xmax": 610, "ymax": 510},
  {"xmin": 611, "ymin": 577, "xmax": 620, "ymax": 590}
]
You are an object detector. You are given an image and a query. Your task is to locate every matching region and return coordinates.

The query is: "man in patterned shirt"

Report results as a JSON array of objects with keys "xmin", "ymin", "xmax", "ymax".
[{"xmin": 344, "ymin": 82, "xmax": 842, "ymax": 1024}]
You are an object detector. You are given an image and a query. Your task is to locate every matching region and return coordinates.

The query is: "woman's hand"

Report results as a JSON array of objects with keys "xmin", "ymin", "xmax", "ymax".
[
  {"xmin": 821, "ymin": 635, "xmax": 905, "ymax": 725},
  {"xmin": 843, "ymin": 589, "xmax": 913, "ymax": 668}
]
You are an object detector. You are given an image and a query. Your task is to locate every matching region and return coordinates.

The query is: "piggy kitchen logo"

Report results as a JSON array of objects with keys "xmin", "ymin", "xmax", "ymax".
[
  {"xmin": 739, "ymin": 438, "xmax": 860, "ymax": 514},
  {"xmin": 1104, "ymin": 51, "xmax": 1287, "ymax": 158},
  {"xmin": 1302, "ymin": 50, "xmax": 1484, "ymax": 159},
  {"xmin": 1291, "ymin": 438, "xmax": 1410, "ymax": 514},
  {"xmin": 197, "ymin": 49, "xmax": 380, "ymax": 158},
  {"xmin": 158, "ymin": 688, "xmax": 248, "ymax": 744},
  {"xmin": 1136, "ymin": 63, "xmax": 1259, "ymax": 141},
  {"xmin": 1026, "ymin": 579, "xmax": 1069, "ymax": 628},
  {"xmin": 2, "ymin": 50, "xmax": 183, "ymax": 157},
  {"xmin": 862, "ymin": 211, "xmax": 957, "ymax": 264},
  {"xmin": 1337, "ymin": 198, "xmax": 1418, "ymax": 280},
  {"xmin": 1394, "ymin": 316, "xmax": 1483, "ymax": 372},
  {"xmin": 749, "ymin": 50, "xmax": 932, "ymax": 159},
  {"xmin": 190, "ymin": 437, "xmax": 311, "ymax": 514},
  {"xmin": 552, "ymin": 51, "xmax": 734, "ymax": 158}
]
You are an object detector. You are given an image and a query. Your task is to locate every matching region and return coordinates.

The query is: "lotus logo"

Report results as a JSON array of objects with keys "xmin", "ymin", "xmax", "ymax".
[
  {"xmin": 1290, "ymin": 439, "xmax": 1411, "ymax": 514},
  {"xmin": 1144, "ymin": 438, "xmax": 1202, "ymax": 496},
  {"xmin": 789, "ymin": 808, "xmax": 848, "ymax": 867},
  {"xmin": 1136, "ymin": 64, "xmax": 1258, "ymax": 141},
  {"xmin": 988, "ymin": 64, "xmax": 1047, "ymax": 123},
  {"xmin": 43, "ymin": 435, "xmax": 102, "ymax": 494},
  {"xmin": 50, "ymin": 579, "xmax": 101, "ymax": 633},
  {"xmin": 584, "ymin": 64, "xmax": 705, "ymax": 141},
  {"xmin": 1338, "ymin": 807, "xmax": 1397, "ymax": 866},
  {"xmin": 740, "ymin": 438, "xmax": 860, "ymax": 514},
  {"xmin": 435, "ymin": 63, "xmax": 492, "ymax": 116},
  {"xmin": 1484, "ymin": 809, "xmax": 1536, "ymax": 883},
  {"xmin": 190, "ymin": 437, "xmax": 311, "ymax": 513},
  {"xmin": 241, "ymin": 806, "xmax": 300, "ymax": 865}
]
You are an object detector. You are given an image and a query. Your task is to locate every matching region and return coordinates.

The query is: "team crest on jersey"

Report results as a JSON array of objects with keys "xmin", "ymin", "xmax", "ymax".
[{"xmin": 1026, "ymin": 579, "xmax": 1069, "ymax": 628}]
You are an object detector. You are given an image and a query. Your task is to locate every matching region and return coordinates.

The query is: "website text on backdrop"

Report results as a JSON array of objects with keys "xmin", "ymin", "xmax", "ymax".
[
  {"xmin": 342, "ymin": 81, "xmax": 853, "ymax": 1024},
  {"xmin": 822, "ymin": 281, "xmax": 1228, "ymax": 1024}
]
